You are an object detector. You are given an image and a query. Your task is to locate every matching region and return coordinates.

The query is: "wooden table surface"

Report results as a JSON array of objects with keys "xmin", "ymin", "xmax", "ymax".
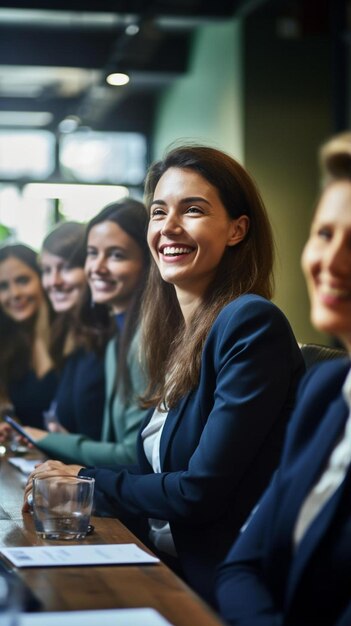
[{"xmin": 0, "ymin": 454, "xmax": 225, "ymax": 626}]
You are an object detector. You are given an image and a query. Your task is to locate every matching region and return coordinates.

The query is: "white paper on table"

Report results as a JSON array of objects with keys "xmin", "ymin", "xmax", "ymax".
[
  {"xmin": 8, "ymin": 457, "xmax": 42, "ymax": 476},
  {"xmin": 0, "ymin": 544, "xmax": 160, "ymax": 568},
  {"xmin": 19, "ymin": 608, "xmax": 174, "ymax": 626}
]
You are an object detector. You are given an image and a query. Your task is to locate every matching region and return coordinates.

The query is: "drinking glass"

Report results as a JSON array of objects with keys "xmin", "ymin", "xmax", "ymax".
[{"xmin": 32, "ymin": 475, "xmax": 95, "ymax": 540}]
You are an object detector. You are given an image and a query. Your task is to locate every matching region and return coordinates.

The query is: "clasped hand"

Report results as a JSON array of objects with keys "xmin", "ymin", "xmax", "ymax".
[{"xmin": 23, "ymin": 459, "xmax": 84, "ymax": 513}]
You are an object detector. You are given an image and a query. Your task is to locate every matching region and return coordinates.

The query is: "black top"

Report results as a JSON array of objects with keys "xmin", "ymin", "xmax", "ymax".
[{"xmin": 9, "ymin": 368, "xmax": 58, "ymax": 428}]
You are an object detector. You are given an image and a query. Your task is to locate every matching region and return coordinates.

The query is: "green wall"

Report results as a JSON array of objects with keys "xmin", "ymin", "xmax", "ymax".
[
  {"xmin": 152, "ymin": 15, "xmax": 333, "ymax": 345},
  {"xmin": 152, "ymin": 20, "xmax": 244, "ymax": 162},
  {"xmin": 244, "ymin": 16, "xmax": 332, "ymax": 344}
]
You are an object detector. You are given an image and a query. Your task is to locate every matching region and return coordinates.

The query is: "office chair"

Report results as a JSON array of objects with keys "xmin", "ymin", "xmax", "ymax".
[{"xmin": 299, "ymin": 343, "xmax": 348, "ymax": 370}]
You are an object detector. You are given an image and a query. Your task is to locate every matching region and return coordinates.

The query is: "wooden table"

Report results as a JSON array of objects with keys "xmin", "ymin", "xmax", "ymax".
[{"xmin": 0, "ymin": 455, "xmax": 225, "ymax": 626}]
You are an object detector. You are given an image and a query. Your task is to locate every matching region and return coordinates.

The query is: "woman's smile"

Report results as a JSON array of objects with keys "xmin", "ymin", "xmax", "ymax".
[
  {"xmin": 159, "ymin": 243, "xmax": 196, "ymax": 261},
  {"xmin": 148, "ymin": 167, "xmax": 246, "ymax": 300},
  {"xmin": 86, "ymin": 221, "xmax": 144, "ymax": 313},
  {"xmin": 302, "ymin": 180, "xmax": 351, "ymax": 349}
]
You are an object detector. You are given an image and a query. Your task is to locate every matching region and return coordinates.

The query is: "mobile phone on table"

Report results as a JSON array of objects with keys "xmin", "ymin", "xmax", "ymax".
[{"xmin": 3, "ymin": 416, "xmax": 39, "ymax": 448}]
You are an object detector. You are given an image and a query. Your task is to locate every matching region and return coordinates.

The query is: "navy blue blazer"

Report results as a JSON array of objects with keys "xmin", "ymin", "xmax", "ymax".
[
  {"xmin": 80, "ymin": 295, "xmax": 304, "ymax": 603},
  {"xmin": 55, "ymin": 348, "xmax": 105, "ymax": 439},
  {"xmin": 216, "ymin": 357, "xmax": 351, "ymax": 626},
  {"xmin": 9, "ymin": 367, "xmax": 58, "ymax": 428}
]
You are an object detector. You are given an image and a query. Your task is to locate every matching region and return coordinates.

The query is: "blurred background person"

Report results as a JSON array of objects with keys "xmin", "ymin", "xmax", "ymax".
[
  {"xmin": 0, "ymin": 243, "xmax": 57, "ymax": 428},
  {"xmin": 216, "ymin": 131, "xmax": 351, "ymax": 626},
  {"xmin": 40, "ymin": 221, "xmax": 107, "ymax": 439},
  {"xmin": 21, "ymin": 199, "xmax": 150, "ymax": 466}
]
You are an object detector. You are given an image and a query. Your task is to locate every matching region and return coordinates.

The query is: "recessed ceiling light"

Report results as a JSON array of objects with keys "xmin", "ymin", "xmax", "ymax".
[
  {"xmin": 125, "ymin": 24, "xmax": 140, "ymax": 36},
  {"xmin": 106, "ymin": 73, "xmax": 130, "ymax": 87}
]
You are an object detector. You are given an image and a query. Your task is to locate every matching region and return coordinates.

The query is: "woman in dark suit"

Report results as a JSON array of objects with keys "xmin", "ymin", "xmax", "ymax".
[
  {"xmin": 0, "ymin": 244, "xmax": 57, "ymax": 428},
  {"xmin": 24, "ymin": 145, "xmax": 304, "ymax": 604},
  {"xmin": 37, "ymin": 221, "xmax": 107, "ymax": 439},
  {"xmin": 216, "ymin": 132, "xmax": 351, "ymax": 625}
]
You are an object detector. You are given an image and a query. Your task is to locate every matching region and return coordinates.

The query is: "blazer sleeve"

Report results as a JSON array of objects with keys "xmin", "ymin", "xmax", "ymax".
[
  {"xmin": 37, "ymin": 427, "xmax": 144, "ymax": 467},
  {"xmin": 37, "ymin": 335, "xmax": 149, "ymax": 466},
  {"xmin": 334, "ymin": 602, "xmax": 351, "ymax": 626},
  {"xmin": 214, "ymin": 358, "xmax": 350, "ymax": 626},
  {"xmin": 80, "ymin": 298, "xmax": 303, "ymax": 524},
  {"xmin": 215, "ymin": 473, "xmax": 284, "ymax": 626}
]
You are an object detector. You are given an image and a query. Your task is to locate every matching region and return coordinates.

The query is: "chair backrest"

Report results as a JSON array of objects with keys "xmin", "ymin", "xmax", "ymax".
[{"xmin": 299, "ymin": 343, "xmax": 348, "ymax": 370}]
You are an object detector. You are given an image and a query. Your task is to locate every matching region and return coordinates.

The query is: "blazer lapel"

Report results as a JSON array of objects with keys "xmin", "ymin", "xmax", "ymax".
[
  {"xmin": 159, "ymin": 392, "xmax": 192, "ymax": 470},
  {"xmin": 285, "ymin": 395, "xmax": 349, "ymax": 608}
]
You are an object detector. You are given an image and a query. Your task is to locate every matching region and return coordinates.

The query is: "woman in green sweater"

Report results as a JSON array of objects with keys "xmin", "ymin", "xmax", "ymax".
[{"xmin": 22, "ymin": 198, "xmax": 150, "ymax": 466}]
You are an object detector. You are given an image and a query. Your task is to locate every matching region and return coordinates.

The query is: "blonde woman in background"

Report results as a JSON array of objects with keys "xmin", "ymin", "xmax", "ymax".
[{"xmin": 216, "ymin": 133, "xmax": 351, "ymax": 626}]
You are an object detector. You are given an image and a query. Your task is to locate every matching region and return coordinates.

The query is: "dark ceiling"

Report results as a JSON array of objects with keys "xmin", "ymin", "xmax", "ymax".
[
  {"xmin": 0, "ymin": 0, "xmax": 331, "ymax": 138},
  {"xmin": 0, "ymin": 0, "xmax": 258, "ymax": 136}
]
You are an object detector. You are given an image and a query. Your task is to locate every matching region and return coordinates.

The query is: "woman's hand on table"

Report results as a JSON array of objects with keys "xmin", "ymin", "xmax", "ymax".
[
  {"xmin": 22, "ymin": 459, "xmax": 85, "ymax": 513},
  {"xmin": 21, "ymin": 425, "xmax": 68, "ymax": 448},
  {"xmin": 22, "ymin": 426, "xmax": 48, "ymax": 443},
  {"xmin": 0, "ymin": 424, "xmax": 48, "ymax": 448}
]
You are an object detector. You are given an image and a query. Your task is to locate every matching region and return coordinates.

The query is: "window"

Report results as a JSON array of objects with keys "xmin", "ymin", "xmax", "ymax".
[
  {"xmin": 59, "ymin": 130, "xmax": 147, "ymax": 185},
  {"xmin": 0, "ymin": 130, "xmax": 55, "ymax": 179}
]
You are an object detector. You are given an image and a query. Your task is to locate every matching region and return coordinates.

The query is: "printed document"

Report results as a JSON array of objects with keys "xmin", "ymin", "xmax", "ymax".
[
  {"xmin": 0, "ymin": 543, "xmax": 159, "ymax": 568},
  {"xmin": 20, "ymin": 608, "xmax": 173, "ymax": 626}
]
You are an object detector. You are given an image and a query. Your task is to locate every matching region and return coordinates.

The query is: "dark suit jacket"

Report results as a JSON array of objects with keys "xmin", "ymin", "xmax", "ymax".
[
  {"xmin": 9, "ymin": 367, "xmax": 58, "ymax": 429},
  {"xmin": 55, "ymin": 348, "xmax": 105, "ymax": 439},
  {"xmin": 216, "ymin": 357, "xmax": 351, "ymax": 626},
  {"xmin": 80, "ymin": 294, "xmax": 304, "ymax": 603}
]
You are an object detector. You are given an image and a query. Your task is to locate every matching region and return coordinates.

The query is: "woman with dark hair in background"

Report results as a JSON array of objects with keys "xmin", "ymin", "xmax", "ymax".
[
  {"xmin": 21, "ymin": 199, "xmax": 150, "ymax": 466},
  {"xmin": 0, "ymin": 243, "xmax": 57, "ymax": 428},
  {"xmin": 24, "ymin": 145, "xmax": 304, "ymax": 604},
  {"xmin": 0, "ymin": 223, "xmax": 108, "ymax": 442}
]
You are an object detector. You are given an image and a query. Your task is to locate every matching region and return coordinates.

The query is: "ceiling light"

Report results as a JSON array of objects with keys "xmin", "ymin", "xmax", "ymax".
[
  {"xmin": 0, "ymin": 9, "xmax": 124, "ymax": 29},
  {"xmin": 0, "ymin": 111, "xmax": 53, "ymax": 127},
  {"xmin": 0, "ymin": 66, "xmax": 100, "ymax": 98},
  {"xmin": 125, "ymin": 24, "xmax": 140, "ymax": 36},
  {"xmin": 106, "ymin": 73, "xmax": 130, "ymax": 87}
]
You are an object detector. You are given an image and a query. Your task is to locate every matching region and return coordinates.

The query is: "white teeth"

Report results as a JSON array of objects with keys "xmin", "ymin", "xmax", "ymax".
[
  {"xmin": 162, "ymin": 246, "xmax": 192, "ymax": 256},
  {"xmin": 92, "ymin": 279, "xmax": 112, "ymax": 288},
  {"xmin": 320, "ymin": 285, "xmax": 350, "ymax": 298}
]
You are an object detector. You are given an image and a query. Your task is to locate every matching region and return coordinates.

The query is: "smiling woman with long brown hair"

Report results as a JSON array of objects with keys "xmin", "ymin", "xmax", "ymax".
[
  {"xmin": 21, "ymin": 199, "xmax": 150, "ymax": 467},
  {"xmin": 24, "ymin": 145, "xmax": 304, "ymax": 605}
]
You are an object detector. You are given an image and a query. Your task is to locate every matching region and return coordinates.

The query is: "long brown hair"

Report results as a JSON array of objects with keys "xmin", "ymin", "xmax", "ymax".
[
  {"xmin": 76, "ymin": 199, "xmax": 150, "ymax": 402},
  {"xmin": 141, "ymin": 144, "xmax": 275, "ymax": 409}
]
